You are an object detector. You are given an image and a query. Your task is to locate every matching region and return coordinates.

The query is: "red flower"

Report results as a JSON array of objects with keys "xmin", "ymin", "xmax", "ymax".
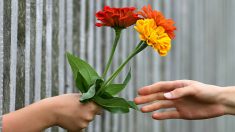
[
  {"xmin": 96, "ymin": 6, "xmax": 140, "ymax": 29},
  {"xmin": 138, "ymin": 5, "xmax": 176, "ymax": 39}
]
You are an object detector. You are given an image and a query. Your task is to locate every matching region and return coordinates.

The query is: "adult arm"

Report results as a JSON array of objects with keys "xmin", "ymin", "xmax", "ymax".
[{"xmin": 135, "ymin": 80, "xmax": 235, "ymax": 120}]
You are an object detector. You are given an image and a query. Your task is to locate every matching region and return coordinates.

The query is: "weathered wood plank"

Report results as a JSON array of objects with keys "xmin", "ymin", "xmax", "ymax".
[
  {"xmin": 65, "ymin": 0, "xmax": 73, "ymax": 94},
  {"xmin": 45, "ymin": 0, "xmax": 53, "ymax": 98},
  {"xmin": 79, "ymin": 0, "xmax": 86, "ymax": 60},
  {"xmin": 0, "ymin": 0, "xmax": 4, "ymax": 116},
  {"xmin": 24, "ymin": 0, "xmax": 31, "ymax": 106},
  {"xmin": 15, "ymin": 0, "xmax": 26, "ymax": 111},
  {"xmin": 9, "ymin": 0, "xmax": 18, "ymax": 112},
  {"xmin": 34, "ymin": 0, "xmax": 43, "ymax": 102}
]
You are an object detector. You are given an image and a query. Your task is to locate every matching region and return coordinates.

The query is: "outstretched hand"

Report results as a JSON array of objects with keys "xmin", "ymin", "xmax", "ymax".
[
  {"xmin": 3, "ymin": 93, "xmax": 102, "ymax": 132},
  {"xmin": 134, "ymin": 80, "xmax": 229, "ymax": 120}
]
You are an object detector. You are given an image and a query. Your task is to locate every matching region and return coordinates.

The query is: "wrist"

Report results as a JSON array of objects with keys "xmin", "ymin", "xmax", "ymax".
[
  {"xmin": 2, "ymin": 98, "xmax": 58, "ymax": 132},
  {"xmin": 218, "ymin": 86, "xmax": 235, "ymax": 115},
  {"xmin": 38, "ymin": 97, "xmax": 59, "ymax": 127}
]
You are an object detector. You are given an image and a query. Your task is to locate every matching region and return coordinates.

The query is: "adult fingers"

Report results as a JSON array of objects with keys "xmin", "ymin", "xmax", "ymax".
[
  {"xmin": 138, "ymin": 80, "xmax": 192, "ymax": 95},
  {"xmin": 134, "ymin": 92, "xmax": 166, "ymax": 105},
  {"xmin": 141, "ymin": 100, "xmax": 175, "ymax": 113},
  {"xmin": 164, "ymin": 86, "xmax": 197, "ymax": 99},
  {"xmin": 152, "ymin": 110, "xmax": 180, "ymax": 120}
]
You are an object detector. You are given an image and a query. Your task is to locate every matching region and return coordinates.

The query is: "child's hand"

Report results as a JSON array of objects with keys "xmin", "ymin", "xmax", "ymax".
[
  {"xmin": 49, "ymin": 94, "xmax": 102, "ymax": 131},
  {"xmin": 3, "ymin": 93, "xmax": 102, "ymax": 132}
]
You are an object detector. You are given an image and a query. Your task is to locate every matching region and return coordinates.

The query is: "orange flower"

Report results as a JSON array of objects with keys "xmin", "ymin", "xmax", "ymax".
[
  {"xmin": 138, "ymin": 5, "xmax": 176, "ymax": 39},
  {"xmin": 96, "ymin": 6, "xmax": 140, "ymax": 29}
]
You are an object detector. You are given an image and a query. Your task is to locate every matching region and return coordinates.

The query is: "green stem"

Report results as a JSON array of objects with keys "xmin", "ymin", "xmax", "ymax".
[
  {"xmin": 97, "ymin": 41, "xmax": 147, "ymax": 95},
  {"xmin": 102, "ymin": 29, "xmax": 122, "ymax": 79}
]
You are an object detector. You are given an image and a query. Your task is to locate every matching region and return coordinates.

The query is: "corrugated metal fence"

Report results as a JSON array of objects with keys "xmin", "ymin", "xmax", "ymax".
[{"xmin": 1, "ymin": 0, "xmax": 235, "ymax": 132}]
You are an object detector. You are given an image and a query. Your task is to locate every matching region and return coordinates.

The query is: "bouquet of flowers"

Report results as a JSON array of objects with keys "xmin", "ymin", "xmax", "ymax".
[{"xmin": 66, "ymin": 5, "xmax": 176, "ymax": 113}]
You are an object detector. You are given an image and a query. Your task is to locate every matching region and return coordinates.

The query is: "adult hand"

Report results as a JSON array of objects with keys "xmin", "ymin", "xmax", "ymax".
[{"xmin": 134, "ymin": 80, "xmax": 235, "ymax": 120}]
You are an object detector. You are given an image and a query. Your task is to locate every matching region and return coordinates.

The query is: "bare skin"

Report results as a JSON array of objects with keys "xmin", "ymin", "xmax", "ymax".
[
  {"xmin": 2, "ymin": 94, "xmax": 101, "ymax": 132},
  {"xmin": 134, "ymin": 80, "xmax": 235, "ymax": 120}
]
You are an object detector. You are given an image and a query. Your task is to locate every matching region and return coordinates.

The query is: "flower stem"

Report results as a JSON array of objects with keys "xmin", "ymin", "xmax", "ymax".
[
  {"xmin": 102, "ymin": 29, "xmax": 122, "ymax": 79},
  {"xmin": 97, "ymin": 41, "xmax": 147, "ymax": 95}
]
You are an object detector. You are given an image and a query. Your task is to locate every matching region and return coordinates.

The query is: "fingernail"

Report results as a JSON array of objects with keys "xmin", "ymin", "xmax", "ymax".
[{"xmin": 164, "ymin": 92, "xmax": 173, "ymax": 99}]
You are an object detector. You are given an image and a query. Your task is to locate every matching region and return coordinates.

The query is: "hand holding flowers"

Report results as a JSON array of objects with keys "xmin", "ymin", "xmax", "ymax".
[{"xmin": 66, "ymin": 5, "xmax": 176, "ymax": 113}]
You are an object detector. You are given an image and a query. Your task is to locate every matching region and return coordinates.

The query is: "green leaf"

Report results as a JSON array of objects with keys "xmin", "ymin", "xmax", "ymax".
[
  {"xmin": 100, "ymin": 92, "xmax": 114, "ymax": 99},
  {"xmin": 94, "ymin": 79, "xmax": 104, "ymax": 92},
  {"xmin": 94, "ymin": 96, "xmax": 130, "ymax": 113},
  {"xmin": 105, "ymin": 84, "xmax": 125, "ymax": 96},
  {"xmin": 104, "ymin": 69, "xmax": 131, "ymax": 95},
  {"xmin": 123, "ymin": 68, "xmax": 131, "ymax": 84},
  {"xmin": 127, "ymin": 101, "xmax": 139, "ymax": 111},
  {"xmin": 75, "ymin": 71, "xmax": 88, "ymax": 93},
  {"xmin": 80, "ymin": 85, "xmax": 96, "ymax": 102},
  {"xmin": 80, "ymin": 79, "xmax": 104, "ymax": 102},
  {"xmin": 66, "ymin": 52, "xmax": 100, "ymax": 87}
]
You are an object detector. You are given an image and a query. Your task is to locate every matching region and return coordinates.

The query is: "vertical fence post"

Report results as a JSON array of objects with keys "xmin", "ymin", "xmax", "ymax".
[
  {"xmin": 66, "ymin": 0, "xmax": 73, "ymax": 94},
  {"xmin": 0, "ymin": 0, "xmax": 4, "ymax": 117},
  {"xmin": 80, "ymin": 0, "xmax": 86, "ymax": 60},
  {"xmin": 9, "ymin": 0, "xmax": 18, "ymax": 112},
  {"xmin": 24, "ymin": 0, "xmax": 31, "ymax": 106},
  {"xmin": 45, "ymin": 0, "xmax": 53, "ymax": 98},
  {"xmin": 34, "ymin": 0, "xmax": 43, "ymax": 102},
  {"xmin": 58, "ymin": 0, "xmax": 65, "ymax": 97}
]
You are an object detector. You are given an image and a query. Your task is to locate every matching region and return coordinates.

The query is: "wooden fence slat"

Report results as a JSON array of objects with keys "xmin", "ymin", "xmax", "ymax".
[
  {"xmin": 24, "ymin": 0, "xmax": 31, "ymax": 106},
  {"xmin": 0, "ymin": 0, "xmax": 4, "ymax": 116},
  {"xmin": 66, "ymin": 0, "xmax": 73, "ymax": 94},
  {"xmin": 9, "ymin": 0, "xmax": 18, "ymax": 112},
  {"xmin": 58, "ymin": 0, "xmax": 65, "ymax": 97},
  {"xmin": 45, "ymin": 0, "xmax": 53, "ymax": 98},
  {"xmin": 34, "ymin": 0, "xmax": 43, "ymax": 102},
  {"xmin": 79, "ymin": 0, "xmax": 86, "ymax": 59}
]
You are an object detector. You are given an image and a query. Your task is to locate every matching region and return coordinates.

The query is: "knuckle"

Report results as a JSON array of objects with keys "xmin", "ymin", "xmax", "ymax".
[
  {"xmin": 142, "ymin": 86, "xmax": 151, "ymax": 92},
  {"xmin": 89, "ymin": 102, "xmax": 99, "ymax": 111},
  {"xmin": 172, "ymin": 89, "xmax": 180, "ymax": 96}
]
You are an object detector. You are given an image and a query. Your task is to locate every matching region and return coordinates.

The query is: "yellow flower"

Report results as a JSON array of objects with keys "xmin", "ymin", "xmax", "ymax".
[
  {"xmin": 134, "ymin": 19, "xmax": 156, "ymax": 46},
  {"xmin": 134, "ymin": 19, "xmax": 171, "ymax": 56}
]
